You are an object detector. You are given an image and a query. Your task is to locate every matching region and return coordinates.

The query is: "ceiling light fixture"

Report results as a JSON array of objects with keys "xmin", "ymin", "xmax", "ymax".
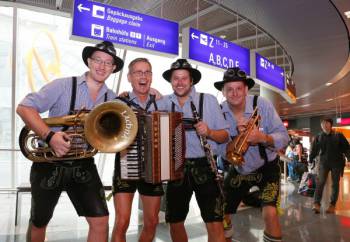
[
  {"xmin": 297, "ymin": 93, "xmax": 310, "ymax": 99},
  {"xmin": 345, "ymin": 11, "xmax": 350, "ymax": 18}
]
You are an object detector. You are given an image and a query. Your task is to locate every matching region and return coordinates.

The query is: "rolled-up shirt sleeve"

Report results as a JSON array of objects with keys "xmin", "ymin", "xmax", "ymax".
[
  {"xmin": 205, "ymin": 94, "xmax": 230, "ymax": 135},
  {"xmin": 19, "ymin": 78, "xmax": 66, "ymax": 113},
  {"xmin": 261, "ymin": 98, "xmax": 289, "ymax": 151}
]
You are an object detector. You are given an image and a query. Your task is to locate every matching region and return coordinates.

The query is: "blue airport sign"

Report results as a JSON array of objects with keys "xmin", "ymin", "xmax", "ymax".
[
  {"xmin": 255, "ymin": 53, "xmax": 285, "ymax": 91},
  {"xmin": 182, "ymin": 27, "xmax": 250, "ymax": 74},
  {"xmin": 71, "ymin": 0, "xmax": 179, "ymax": 56}
]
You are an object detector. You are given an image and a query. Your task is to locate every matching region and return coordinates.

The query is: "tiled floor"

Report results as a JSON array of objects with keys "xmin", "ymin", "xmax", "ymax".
[{"xmin": 0, "ymin": 170, "xmax": 350, "ymax": 241}]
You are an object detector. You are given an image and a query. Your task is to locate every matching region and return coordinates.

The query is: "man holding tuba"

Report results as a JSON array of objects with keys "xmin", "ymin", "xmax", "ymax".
[
  {"xmin": 16, "ymin": 41, "xmax": 124, "ymax": 242},
  {"xmin": 214, "ymin": 67, "xmax": 289, "ymax": 242}
]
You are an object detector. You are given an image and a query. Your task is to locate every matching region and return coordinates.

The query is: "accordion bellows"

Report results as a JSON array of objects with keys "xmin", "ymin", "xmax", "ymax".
[{"xmin": 119, "ymin": 111, "xmax": 185, "ymax": 183}]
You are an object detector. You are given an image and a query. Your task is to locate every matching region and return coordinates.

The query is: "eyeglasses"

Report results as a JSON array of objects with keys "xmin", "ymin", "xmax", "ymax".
[
  {"xmin": 171, "ymin": 60, "xmax": 192, "ymax": 69},
  {"xmin": 131, "ymin": 70, "xmax": 152, "ymax": 77},
  {"xmin": 90, "ymin": 57, "xmax": 115, "ymax": 68}
]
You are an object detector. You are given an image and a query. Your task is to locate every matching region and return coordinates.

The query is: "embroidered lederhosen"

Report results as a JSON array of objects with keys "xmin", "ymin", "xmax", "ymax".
[
  {"xmin": 165, "ymin": 93, "xmax": 223, "ymax": 223},
  {"xmin": 29, "ymin": 77, "xmax": 109, "ymax": 227},
  {"xmin": 223, "ymin": 95, "xmax": 281, "ymax": 214}
]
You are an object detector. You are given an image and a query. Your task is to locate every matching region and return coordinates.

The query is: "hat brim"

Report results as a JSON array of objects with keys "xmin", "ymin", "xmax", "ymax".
[
  {"xmin": 82, "ymin": 46, "xmax": 124, "ymax": 73},
  {"xmin": 162, "ymin": 68, "xmax": 201, "ymax": 85},
  {"xmin": 214, "ymin": 77, "xmax": 255, "ymax": 91}
]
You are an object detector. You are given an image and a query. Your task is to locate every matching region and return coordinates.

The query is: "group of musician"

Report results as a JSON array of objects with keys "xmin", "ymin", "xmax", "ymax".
[{"xmin": 17, "ymin": 40, "xmax": 289, "ymax": 242}]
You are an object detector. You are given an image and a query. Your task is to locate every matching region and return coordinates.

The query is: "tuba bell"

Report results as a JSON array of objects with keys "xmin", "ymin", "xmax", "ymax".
[
  {"xmin": 19, "ymin": 101, "xmax": 138, "ymax": 162},
  {"xmin": 226, "ymin": 107, "xmax": 260, "ymax": 166}
]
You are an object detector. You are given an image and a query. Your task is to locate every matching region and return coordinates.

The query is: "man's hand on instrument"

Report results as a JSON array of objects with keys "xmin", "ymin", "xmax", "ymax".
[
  {"xmin": 247, "ymin": 126, "xmax": 266, "ymax": 145},
  {"xmin": 49, "ymin": 131, "xmax": 71, "ymax": 157},
  {"xmin": 194, "ymin": 121, "xmax": 211, "ymax": 137},
  {"xmin": 236, "ymin": 117, "xmax": 248, "ymax": 134}
]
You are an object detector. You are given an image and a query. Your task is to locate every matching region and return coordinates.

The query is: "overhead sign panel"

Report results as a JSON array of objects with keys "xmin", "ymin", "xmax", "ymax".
[
  {"xmin": 182, "ymin": 27, "xmax": 250, "ymax": 74},
  {"xmin": 71, "ymin": 0, "xmax": 179, "ymax": 56},
  {"xmin": 250, "ymin": 52, "xmax": 295, "ymax": 103},
  {"xmin": 255, "ymin": 53, "xmax": 285, "ymax": 91}
]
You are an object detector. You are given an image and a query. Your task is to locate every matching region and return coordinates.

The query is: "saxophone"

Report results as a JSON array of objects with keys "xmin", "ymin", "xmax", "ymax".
[
  {"xmin": 190, "ymin": 102, "xmax": 224, "ymax": 199},
  {"xmin": 226, "ymin": 107, "xmax": 260, "ymax": 166}
]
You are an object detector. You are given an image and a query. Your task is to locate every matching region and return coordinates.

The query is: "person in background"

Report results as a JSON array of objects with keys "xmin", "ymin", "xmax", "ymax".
[
  {"xmin": 293, "ymin": 139, "xmax": 307, "ymax": 182},
  {"xmin": 16, "ymin": 40, "xmax": 124, "ymax": 242},
  {"xmin": 309, "ymin": 117, "xmax": 350, "ymax": 214},
  {"xmin": 286, "ymin": 142, "xmax": 297, "ymax": 181},
  {"xmin": 214, "ymin": 67, "xmax": 289, "ymax": 242},
  {"xmin": 293, "ymin": 139, "xmax": 303, "ymax": 163},
  {"xmin": 159, "ymin": 58, "xmax": 229, "ymax": 242},
  {"xmin": 111, "ymin": 58, "xmax": 163, "ymax": 242}
]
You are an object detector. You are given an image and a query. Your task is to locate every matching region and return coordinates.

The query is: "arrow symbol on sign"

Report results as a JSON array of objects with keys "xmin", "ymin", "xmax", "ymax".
[
  {"xmin": 191, "ymin": 32, "xmax": 199, "ymax": 40},
  {"xmin": 78, "ymin": 3, "xmax": 90, "ymax": 12}
]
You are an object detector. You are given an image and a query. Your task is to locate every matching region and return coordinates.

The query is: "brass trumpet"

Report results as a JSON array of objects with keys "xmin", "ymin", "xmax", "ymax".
[
  {"xmin": 226, "ymin": 107, "xmax": 260, "ymax": 166},
  {"xmin": 19, "ymin": 101, "xmax": 138, "ymax": 162}
]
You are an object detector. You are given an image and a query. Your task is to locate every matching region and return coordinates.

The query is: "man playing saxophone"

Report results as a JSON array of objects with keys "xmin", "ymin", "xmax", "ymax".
[
  {"xmin": 214, "ymin": 67, "xmax": 289, "ymax": 242},
  {"xmin": 16, "ymin": 41, "xmax": 124, "ymax": 242}
]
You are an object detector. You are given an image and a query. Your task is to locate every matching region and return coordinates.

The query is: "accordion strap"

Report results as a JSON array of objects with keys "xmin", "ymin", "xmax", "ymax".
[{"xmin": 145, "ymin": 94, "xmax": 158, "ymax": 111}]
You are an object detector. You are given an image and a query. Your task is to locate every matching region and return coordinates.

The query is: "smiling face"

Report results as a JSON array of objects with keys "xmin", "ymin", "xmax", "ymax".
[
  {"xmin": 87, "ymin": 50, "xmax": 116, "ymax": 83},
  {"xmin": 127, "ymin": 60, "xmax": 152, "ymax": 97},
  {"xmin": 222, "ymin": 81, "xmax": 248, "ymax": 108},
  {"xmin": 170, "ymin": 69, "xmax": 193, "ymax": 98}
]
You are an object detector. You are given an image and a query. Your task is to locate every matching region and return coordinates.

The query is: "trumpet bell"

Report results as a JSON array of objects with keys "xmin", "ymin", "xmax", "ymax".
[
  {"xmin": 226, "ymin": 150, "xmax": 245, "ymax": 166},
  {"xmin": 84, "ymin": 101, "xmax": 138, "ymax": 153}
]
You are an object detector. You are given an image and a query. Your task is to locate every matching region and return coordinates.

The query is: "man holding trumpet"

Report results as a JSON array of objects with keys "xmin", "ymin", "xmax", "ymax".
[{"xmin": 215, "ymin": 67, "xmax": 289, "ymax": 242}]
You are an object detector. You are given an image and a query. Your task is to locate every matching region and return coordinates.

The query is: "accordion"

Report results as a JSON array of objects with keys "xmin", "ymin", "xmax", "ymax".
[{"xmin": 119, "ymin": 111, "xmax": 185, "ymax": 184}]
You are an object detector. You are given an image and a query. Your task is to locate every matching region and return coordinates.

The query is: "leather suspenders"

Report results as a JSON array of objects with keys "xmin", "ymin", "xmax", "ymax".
[{"xmin": 253, "ymin": 95, "xmax": 269, "ymax": 165}]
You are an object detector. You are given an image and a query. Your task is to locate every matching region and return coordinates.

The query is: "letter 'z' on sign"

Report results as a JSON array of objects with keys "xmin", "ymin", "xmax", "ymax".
[
  {"xmin": 182, "ymin": 27, "xmax": 250, "ymax": 74},
  {"xmin": 71, "ymin": 0, "xmax": 179, "ymax": 57},
  {"xmin": 255, "ymin": 52, "xmax": 285, "ymax": 91}
]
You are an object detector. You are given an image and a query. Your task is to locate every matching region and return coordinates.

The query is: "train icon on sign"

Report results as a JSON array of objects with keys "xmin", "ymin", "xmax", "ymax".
[{"xmin": 91, "ymin": 24, "xmax": 104, "ymax": 38}]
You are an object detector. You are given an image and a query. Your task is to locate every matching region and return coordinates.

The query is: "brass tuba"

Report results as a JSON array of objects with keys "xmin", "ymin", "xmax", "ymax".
[
  {"xmin": 19, "ymin": 101, "xmax": 138, "ymax": 162},
  {"xmin": 226, "ymin": 107, "xmax": 260, "ymax": 166}
]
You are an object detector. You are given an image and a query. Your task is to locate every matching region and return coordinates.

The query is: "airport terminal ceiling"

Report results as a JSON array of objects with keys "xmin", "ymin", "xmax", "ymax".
[{"xmin": 5, "ymin": 0, "xmax": 350, "ymax": 119}]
